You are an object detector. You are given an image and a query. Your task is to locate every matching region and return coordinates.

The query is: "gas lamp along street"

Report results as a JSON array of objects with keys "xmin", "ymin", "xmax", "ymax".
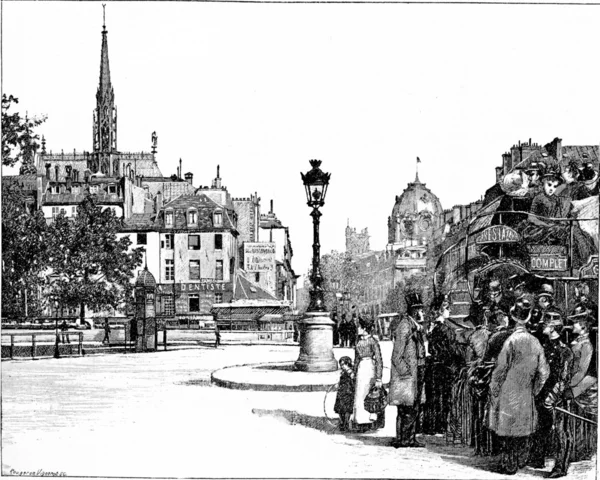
[{"xmin": 294, "ymin": 159, "xmax": 337, "ymax": 372}]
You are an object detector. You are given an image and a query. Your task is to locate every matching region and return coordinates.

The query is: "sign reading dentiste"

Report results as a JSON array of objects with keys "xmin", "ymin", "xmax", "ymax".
[
  {"xmin": 475, "ymin": 225, "xmax": 521, "ymax": 244},
  {"xmin": 244, "ymin": 242, "xmax": 276, "ymax": 272}
]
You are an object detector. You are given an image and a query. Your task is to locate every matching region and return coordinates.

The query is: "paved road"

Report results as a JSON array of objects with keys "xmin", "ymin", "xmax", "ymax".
[{"xmin": 1, "ymin": 345, "xmax": 595, "ymax": 478}]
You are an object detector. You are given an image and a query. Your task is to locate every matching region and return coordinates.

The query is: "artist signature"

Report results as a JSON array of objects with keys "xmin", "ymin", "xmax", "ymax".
[{"xmin": 9, "ymin": 469, "xmax": 66, "ymax": 477}]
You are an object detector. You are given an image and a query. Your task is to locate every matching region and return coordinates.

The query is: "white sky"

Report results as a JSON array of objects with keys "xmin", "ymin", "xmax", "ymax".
[{"xmin": 2, "ymin": 1, "xmax": 599, "ymax": 282}]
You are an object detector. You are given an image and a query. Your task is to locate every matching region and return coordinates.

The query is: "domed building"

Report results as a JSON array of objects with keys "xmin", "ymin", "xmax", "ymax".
[{"xmin": 386, "ymin": 172, "xmax": 444, "ymax": 276}]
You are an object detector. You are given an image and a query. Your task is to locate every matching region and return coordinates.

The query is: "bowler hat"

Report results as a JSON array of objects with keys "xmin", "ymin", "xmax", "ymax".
[
  {"xmin": 406, "ymin": 292, "xmax": 424, "ymax": 309},
  {"xmin": 544, "ymin": 310, "xmax": 564, "ymax": 328},
  {"xmin": 568, "ymin": 304, "xmax": 591, "ymax": 320},
  {"xmin": 541, "ymin": 166, "xmax": 563, "ymax": 184},
  {"xmin": 489, "ymin": 280, "xmax": 502, "ymax": 295},
  {"xmin": 510, "ymin": 298, "xmax": 532, "ymax": 323},
  {"xmin": 538, "ymin": 283, "xmax": 554, "ymax": 298}
]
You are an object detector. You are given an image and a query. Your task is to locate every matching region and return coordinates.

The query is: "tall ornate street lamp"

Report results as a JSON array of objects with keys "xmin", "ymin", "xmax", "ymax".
[{"xmin": 294, "ymin": 160, "xmax": 338, "ymax": 372}]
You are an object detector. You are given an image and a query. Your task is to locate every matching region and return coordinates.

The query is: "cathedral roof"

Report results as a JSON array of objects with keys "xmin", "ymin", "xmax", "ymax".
[{"xmin": 391, "ymin": 175, "xmax": 443, "ymax": 219}]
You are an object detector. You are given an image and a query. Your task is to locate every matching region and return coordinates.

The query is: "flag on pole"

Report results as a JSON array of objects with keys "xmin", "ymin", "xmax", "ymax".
[{"xmin": 417, "ymin": 157, "xmax": 421, "ymax": 163}]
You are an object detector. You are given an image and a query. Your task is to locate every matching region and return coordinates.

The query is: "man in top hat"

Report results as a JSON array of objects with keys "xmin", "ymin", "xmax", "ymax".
[
  {"xmin": 389, "ymin": 292, "xmax": 428, "ymax": 448},
  {"xmin": 423, "ymin": 294, "xmax": 460, "ymax": 434},
  {"xmin": 488, "ymin": 299, "xmax": 549, "ymax": 475},
  {"xmin": 528, "ymin": 311, "xmax": 574, "ymax": 478}
]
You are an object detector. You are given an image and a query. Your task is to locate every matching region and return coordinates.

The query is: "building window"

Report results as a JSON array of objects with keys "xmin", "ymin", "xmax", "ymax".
[
  {"xmin": 137, "ymin": 233, "xmax": 147, "ymax": 245},
  {"xmin": 71, "ymin": 206, "xmax": 77, "ymax": 216},
  {"xmin": 52, "ymin": 206, "xmax": 59, "ymax": 218},
  {"xmin": 215, "ymin": 293, "xmax": 223, "ymax": 304},
  {"xmin": 163, "ymin": 234, "xmax": 174, "ymax": 250},
  {"xmin": 90, "ymin": 185, "xmax": 98, "ymax": 194},
  {"xmin": 230, "ymin": 257, "xmax": 235, "ymax": 276},
  {"xmin": 165, "ymin": 210, "xmax": 174, "ymax": 227},
  {"xmin": 165, "ymin": 259, "xmax": 174, "ymax": 281},
  {"xmin": 188, "ymin": 209, "xmax": 198, "ymax": 225},
  {"xmin": 213, "ymin": 211, "xmax": 223, "ymax": 227},
  {"xmin": 108, "ymin": 185, "xmax": 117, "ymax": 194},
  {"xmin": 162, "ymin": 296, "xmax": 174, "ymax": 316},
  {"xmin": 60, "ymin": 208, "xmax": 67, "ymax": 215},
  {"xmin": 189, "ymin": 294, "xmax": 200, "ymax": 312},
  {"xmin": 189, "ymin": 260, "xmax": 200, "ymax": 280},
  {"xmin": 255, "ymin": 272, "xmax": 260, "ymax": 283},
  {"xmin": 215, "ymin": 234, "xmax": 223, "ymax": 250},
  {"xmin": 216, "ymin": 260, "xmax": 224, "ymax": 281},
  {"xmin": 188, "ymin": 235, "xmax": 200, "ymax": 250}
]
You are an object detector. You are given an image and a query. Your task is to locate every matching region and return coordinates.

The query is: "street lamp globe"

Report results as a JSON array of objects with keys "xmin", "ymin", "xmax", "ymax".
[{"xmin": 301, "ymin": 160, "xmax": 330, "ymax": 208}]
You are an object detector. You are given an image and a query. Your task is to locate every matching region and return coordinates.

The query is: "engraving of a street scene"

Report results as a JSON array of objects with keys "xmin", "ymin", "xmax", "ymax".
[{"xmin": 1, "ymin": 2, "xmax": 598, "ymax": 479}]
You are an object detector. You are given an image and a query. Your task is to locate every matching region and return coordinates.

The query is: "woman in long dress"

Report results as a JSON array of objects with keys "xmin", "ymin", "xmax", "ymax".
[{"xmin": 351, "ymin": 317, "xmax": 384, "ymax": 432}]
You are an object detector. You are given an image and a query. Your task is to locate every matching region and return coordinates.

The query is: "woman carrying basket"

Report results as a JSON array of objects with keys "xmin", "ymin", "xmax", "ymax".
[{"xmin": 351, "ymin": 317, "xmax": 384, "ymax": 432}]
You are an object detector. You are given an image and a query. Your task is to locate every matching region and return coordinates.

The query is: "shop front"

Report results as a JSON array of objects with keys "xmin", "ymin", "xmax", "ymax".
[{"xmin": 156, "ymin": 281, "xmax": 233, "ymax": 328}]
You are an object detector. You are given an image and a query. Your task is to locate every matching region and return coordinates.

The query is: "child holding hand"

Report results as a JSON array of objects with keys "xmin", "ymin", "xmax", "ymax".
[{"xmin": 334, "ymin": 356, "xmax": 355, "ymax": 431}]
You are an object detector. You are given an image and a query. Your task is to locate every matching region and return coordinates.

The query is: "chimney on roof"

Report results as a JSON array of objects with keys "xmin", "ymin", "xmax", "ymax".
[
  {"xmin": 179, "ymin": 158, "xmax": 182, "ymax": 180},
  {"xmin": 212, "ymin": 165, "xmax": 222, "ymax": 188},
  {"xmin": 184, "ymin": 172, "xmax": 193, "ymax": 185},
  {"xmin": 155, "ymin": 191, "xmax": 163, "ymax": 213},
  {"xmin": 270, "ymin": 199, "xmax": 273, "ymax": 214}
]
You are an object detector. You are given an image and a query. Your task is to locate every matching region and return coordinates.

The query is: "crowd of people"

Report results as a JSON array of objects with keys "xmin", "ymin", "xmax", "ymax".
[{"xmin": 333, "ymin": 280, "xmax": 597, "ymax": 478}]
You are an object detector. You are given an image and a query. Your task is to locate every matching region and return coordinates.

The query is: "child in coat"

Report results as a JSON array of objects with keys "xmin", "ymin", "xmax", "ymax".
[{"xmin": 334, "ymin": 356, "xmax": 355, "ymax": 431}]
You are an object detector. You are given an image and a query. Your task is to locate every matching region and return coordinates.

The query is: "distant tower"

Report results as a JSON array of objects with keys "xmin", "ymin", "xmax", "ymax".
[{"xmin": 92, "ymin": 5, "xmax": 118, "ymax": 174}]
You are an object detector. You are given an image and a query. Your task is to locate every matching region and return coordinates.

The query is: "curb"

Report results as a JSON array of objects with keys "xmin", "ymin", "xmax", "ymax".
[{"xmin": 210, "ymin": 362, "xmax": 337, "ymax": 393}]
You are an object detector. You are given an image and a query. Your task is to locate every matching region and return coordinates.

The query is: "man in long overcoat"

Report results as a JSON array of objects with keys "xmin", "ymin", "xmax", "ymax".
[
  {"xmin": 488, "ymin": 300, "xmax": 549, "ymax": 475},
  {"xmin": 389, "ymin": 292, "xmax": 427, "ymax": 448}
]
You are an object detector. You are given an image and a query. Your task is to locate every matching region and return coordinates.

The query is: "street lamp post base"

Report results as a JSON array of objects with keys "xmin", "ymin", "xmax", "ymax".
[{"xmin": 294, "ymin": 312, "xmax": 338, "ymax": 372}]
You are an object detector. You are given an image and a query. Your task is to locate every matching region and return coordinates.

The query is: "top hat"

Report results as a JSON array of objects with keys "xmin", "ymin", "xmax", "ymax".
[
  {"xmin": 406, "ymin": 292, "xmax": 424, "ymax": 310},
  {"xmin": 510, "ymin": 298, "xmax": 532, "ymax": 323},
  {"xmin": 538, "ymin": 283, "xmax": 554, "ymax": 298}
]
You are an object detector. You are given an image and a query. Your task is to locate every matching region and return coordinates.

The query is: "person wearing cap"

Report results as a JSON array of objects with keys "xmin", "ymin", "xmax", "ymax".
[
  {"xmin": 478, "ymin": 279, "xmax": 513, "ymax": 330},
  {"xmin": 423, "ymin": 295, "xmax": 460, "ymax": 435},
  {"xmin": 529, "ymin": 284, "xmax": 563, "ymax": 344},
  {"xmin": 488, "ymin": 299, "xmax": 549, "ymax": 475},
  {"xmin": 579, "ymin": 162, "xmax": 599, "ymax": 196},
  {"xmin": 527, "ymin": 312, "xmax": 574, "ymax": 478},
  {"xmin": 525, "ymin": 162, "xmax": 545, "ymax": 196},
  {"xmin": 389, "ymin": 292, "xmax": 428, "ymax": 448},
  {"xmin": 559, "ymin": 161, "xmax": 590, "ymax": 201},
  {"xmin": 568, "ymin": 310, "xmax": 597, "ymax": 397}
]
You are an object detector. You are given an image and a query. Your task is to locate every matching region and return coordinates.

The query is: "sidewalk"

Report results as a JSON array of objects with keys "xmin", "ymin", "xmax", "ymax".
[{"xmin": 1, "ymin": 344, "xmax": 595, "ymax": 479}]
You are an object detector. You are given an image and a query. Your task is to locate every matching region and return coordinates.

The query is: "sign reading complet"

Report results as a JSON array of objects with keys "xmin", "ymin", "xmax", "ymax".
[
  {"xmin": 244, "ymin": 242, "xmax": 276, "ymax": 272},
  {"xmin": 476, "ymin": 225, "xmax": 521, "ymax": 244},
  {"xmin": 527, "ymin": 245, "xmax": 568, "ymax": 272}
]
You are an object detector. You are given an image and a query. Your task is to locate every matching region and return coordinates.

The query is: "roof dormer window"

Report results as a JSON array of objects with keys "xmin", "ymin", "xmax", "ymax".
[
  {"xmin": 188, "ymin": 209, "xmax": 198, "ymax": 226},
  {"xmin": 165, "ymin": 210, "xmax": 174, "ymax": 227},
  {"xmin": 213, "ymin": 211, "xmax": 223, "ymax": 227}
]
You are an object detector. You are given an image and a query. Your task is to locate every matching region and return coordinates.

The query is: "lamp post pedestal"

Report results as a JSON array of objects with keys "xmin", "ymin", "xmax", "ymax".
[{"xmin": 294, "ymin": 312, "xmax": 338, "ymax": 372}]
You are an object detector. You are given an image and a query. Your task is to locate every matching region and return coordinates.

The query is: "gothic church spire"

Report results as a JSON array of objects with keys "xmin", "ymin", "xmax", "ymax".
[{"xmin": 93, "ymin": 4, "xmax": 117, "ymax": 157}]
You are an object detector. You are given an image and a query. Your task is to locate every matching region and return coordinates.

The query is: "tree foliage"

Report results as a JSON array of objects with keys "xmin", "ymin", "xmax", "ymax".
[
  {"xmin": 384, "ymin": 272, "xmax": 435, "ymax": 316},
  {"xmin": 2, "ymin": 94, "xmax": 46, "ymax": 168},
  {"xmin": 311, "ymin": 250, "xmax": 366, "ymax": 313},
  {"xmin": 47, "ymin": 196, "xmax": 144, "ymax": 322},
  {"xmin": 1, "ymin": 182, "xmax": 50, "ymax": 317}
]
